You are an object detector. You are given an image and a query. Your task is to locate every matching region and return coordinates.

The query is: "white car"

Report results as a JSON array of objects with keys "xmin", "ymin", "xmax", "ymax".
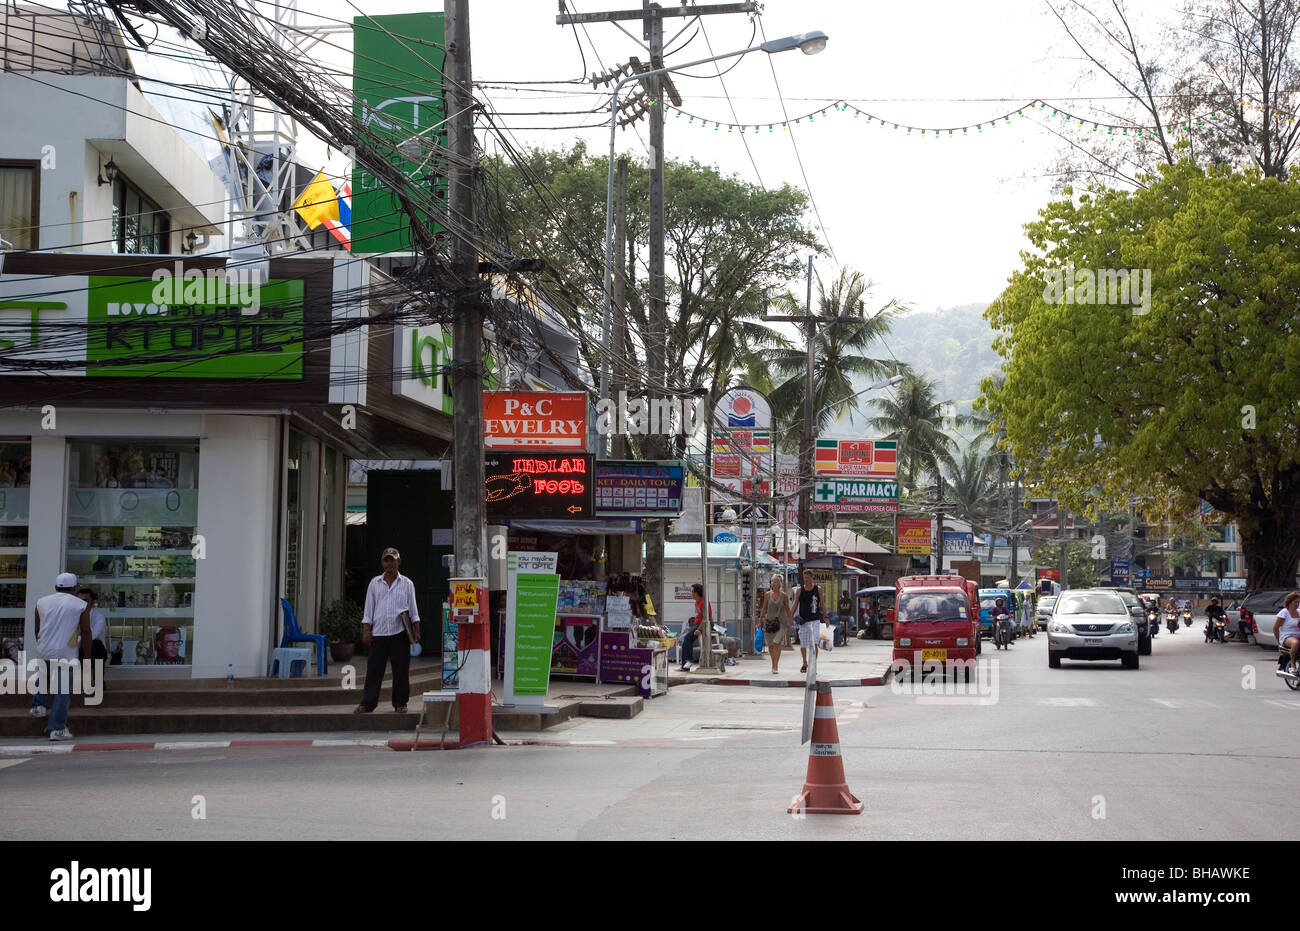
[
  {"xmin": 1237, "ymin": 589, "xmax": 1294, "ymax": 648},
  {"xmin": 1047, "ymin": 589, "xmax": 1140, "ymax": 669}
]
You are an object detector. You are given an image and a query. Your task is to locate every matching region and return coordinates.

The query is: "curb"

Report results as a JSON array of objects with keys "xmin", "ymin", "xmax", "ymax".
[
  {"xmin": 0, "ymin": 737, "xmax": 393, "ymax": 757},
  {"xmin": 705, "ymin": 674, "xmax": 887, "ymax": 688}
]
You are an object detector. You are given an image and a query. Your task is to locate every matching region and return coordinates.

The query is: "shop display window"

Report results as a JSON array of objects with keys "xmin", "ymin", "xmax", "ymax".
[
  {"xmin": 65, "ymin": 441, "xmax": 198, "ymax": 666},
  {"xmin": 0, "ymin": 442, "xmax": 30, "ymax": 658}
]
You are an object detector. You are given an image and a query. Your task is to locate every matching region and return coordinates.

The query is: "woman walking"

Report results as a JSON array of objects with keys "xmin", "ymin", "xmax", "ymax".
[{"xmin": 757, "ymin": 574, "xmax": 792, "ymax": 675}]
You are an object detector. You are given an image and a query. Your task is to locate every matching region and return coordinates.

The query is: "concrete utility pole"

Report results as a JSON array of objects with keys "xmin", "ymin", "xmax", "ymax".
[
  {"xmin": 446, "ymin": 0, "xmax": 486, "ymax": 581},
  {"xmin": 558, "ymin": 0, "xmax": 757, "ymax": 667}
]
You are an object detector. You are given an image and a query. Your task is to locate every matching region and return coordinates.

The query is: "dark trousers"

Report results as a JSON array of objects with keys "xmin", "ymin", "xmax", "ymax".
[
  {"xmin": 679, "ymin": 623, "xmax": 699, "ymax": 664},
  {"xmin": 361, "ymin": 631, "xmax": 410, "ymax": 710}
]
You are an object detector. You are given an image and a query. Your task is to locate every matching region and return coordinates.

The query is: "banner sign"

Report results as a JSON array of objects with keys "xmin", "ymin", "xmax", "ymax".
[
  {"xmin": 897, "ymin": 517, "xmax": 932, "ymax": 555},
  {"xmin": 0, "ymin": 274, "xmax": 305, "ymax": 379},
  {"xmin": 815, "ymin": 438, "xmax": 898, "ymax": 476},
  {"xmin": 1110, "ymin": 556, "xmax": 1130, "ymax": 582},
  {"xmin": 504, "ymin": 551, "xmax": 559, "ymax": 704},
  {"xmin": 484, "ymin": 392, "xmax": 587, "ymax": 450},
  {"xmin": 484, "ymin": 452, "xmax": 594, "ymax": 520},
  {"xmin": 714, "ymin": 430, "xmax": 771, "ymax": 454},
  {"xmin": 812, "ymin": 478, "xmax": 899, "ymax": 513},
  {"xmin": 942, "ymin": 531, "xmax": 974, "ymax": 555},
  {"xmin": 352, "ymin": 12, "xmax": 446, "ymax": 254},
  {"xmin": 1037, "ymin": 568, "xmax": 1061, "ymax": 581},
  {"xmin": 594, "ymin": 460, "xmax": 685, "ymax": 517}
]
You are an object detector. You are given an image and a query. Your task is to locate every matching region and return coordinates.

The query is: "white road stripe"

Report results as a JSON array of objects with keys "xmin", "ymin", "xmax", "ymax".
[
  {"xmin": 155, "ymin": 741, "xmax": 231, "ymax": 751},
  {"xmin": 1040, "ymin": 697, "xmax": 1099, "ymax": 707},
  {"xmin": 0, "ymin": 758, "xmax": 30, "ymax": 769}
]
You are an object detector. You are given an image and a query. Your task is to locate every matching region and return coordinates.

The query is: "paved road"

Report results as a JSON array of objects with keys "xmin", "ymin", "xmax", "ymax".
[{"xmin": 2, "ymin": 631, "xmax": 1293, "ymax": 840}]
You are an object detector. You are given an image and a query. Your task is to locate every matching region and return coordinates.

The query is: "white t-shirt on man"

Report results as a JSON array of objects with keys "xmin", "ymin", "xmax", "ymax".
[{"xmin": 34, "ymin": 592, "xmax": 88, "ymax": 661}]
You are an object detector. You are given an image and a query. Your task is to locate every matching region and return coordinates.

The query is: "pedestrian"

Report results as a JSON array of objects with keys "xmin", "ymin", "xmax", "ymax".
[
  {"xmin": 866, "ymin": 599, "xmax": 881, "ymax": 640},
  {"xmin": 76, "ymin": 588, "xmax": 108, "ymax": 663},
  {"xmin": 756, "ymin": 573, "xmax": 792, "ymax": 675},
  {"xmin": 792, "ymin": 569, "xmax": 825, "ymax": 673},
  {"xmin": 354, "ymin": 547, "xmax": 421, "ymax": 715},
  {"xmin": 29, "ymin": 572, "xmax": 92, "ymax": 741},
  {"xmin": 678, "ymin": 583, "xmax": 711, "ymax": 672}
]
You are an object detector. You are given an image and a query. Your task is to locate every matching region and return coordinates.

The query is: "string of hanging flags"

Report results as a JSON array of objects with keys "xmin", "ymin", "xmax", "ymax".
[{"xmin": 662, "ymin": 97, "xmax": 1297, "ymax": 138}]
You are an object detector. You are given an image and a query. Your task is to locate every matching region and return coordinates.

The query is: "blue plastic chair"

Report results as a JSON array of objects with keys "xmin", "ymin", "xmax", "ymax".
[{"xmin": 279, "ymin": 598, "xmax": 327, "ymax": 676}]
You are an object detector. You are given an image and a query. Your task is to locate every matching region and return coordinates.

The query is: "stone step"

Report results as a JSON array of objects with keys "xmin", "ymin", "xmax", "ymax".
[{"xmin": 576, "ymin": 696, "xmax": 644, "ymax": 719}]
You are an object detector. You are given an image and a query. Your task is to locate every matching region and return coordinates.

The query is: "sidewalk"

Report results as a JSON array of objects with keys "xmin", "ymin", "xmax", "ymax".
[{"xmin": 0, "ymin": 640, "xmax": 895, "ymax": 754}]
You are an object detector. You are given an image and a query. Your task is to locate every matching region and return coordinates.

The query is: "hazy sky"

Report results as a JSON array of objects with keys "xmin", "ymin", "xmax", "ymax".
[
  {"xmin": 137, "ymin": 0, "xmax": 1181, "ymax": 312},
  {"xmin": 307, "ymin": 0, "xmax": 1147, "ymax": 312}
]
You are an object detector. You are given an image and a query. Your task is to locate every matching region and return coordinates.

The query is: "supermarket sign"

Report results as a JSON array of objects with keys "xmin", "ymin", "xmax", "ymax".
[
  {"xmin": 812, "ymin": 478, "xmax": 899, "ymax": 513},
  {"xmin": 815, "ymin": 438, "xmax": 897, "ymax": 476},
  {"xmin": 484, "ymin": 392, "xmax": 587, "ymax": 450}
]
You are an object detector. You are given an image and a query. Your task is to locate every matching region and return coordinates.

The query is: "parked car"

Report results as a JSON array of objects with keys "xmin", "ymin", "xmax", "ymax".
[
  {"xmin": 1238, "ymin": 589, "xmax": 1295, "ymax": 648},
  {"xmin": 1046, "ymin": 588, "xmax": 1140, "ymax": 669},
  {"xmin": 1035, "ymin": 595, "xmax": 1058, "ymax": 630}
]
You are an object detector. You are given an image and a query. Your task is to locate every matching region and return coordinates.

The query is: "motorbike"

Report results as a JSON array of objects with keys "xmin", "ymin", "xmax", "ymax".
[
  {"xmin": 1277, "ymin": 649, "xmax": 1300, "ymax": 691},
  {"xmin": 1204, "ymin": 615, "xmax": 1227, "ymax": 644},
  {"xmin": 1182, "ymin": 609, "xmax": 1193, "ymax": 628},
  {"xmin": 993, "ymin": 611, "xmax": 1014, "ymax": 650},
  {"xmin": 1165, "ymin": 610, "xmax": 1179, "ymax": 634},
  {"xmin": 1146, "ymin": 611, "xmax": 1159, "ymax": 638}
]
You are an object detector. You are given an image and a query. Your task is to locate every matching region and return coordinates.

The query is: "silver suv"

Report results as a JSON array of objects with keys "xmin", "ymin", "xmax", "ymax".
[{"xmin": 1047, "ymin": 589, "xmax": 1140, "ymax": 669}]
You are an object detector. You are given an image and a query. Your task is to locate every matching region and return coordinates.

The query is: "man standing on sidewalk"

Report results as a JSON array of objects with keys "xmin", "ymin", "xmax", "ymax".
[
  {"xmin": 30, "ymin": 572, "xmax": 92, "ymax": 740},
  {"xmin": 354, "ymin": 548, "xmax": 421, "ymax": 715}
]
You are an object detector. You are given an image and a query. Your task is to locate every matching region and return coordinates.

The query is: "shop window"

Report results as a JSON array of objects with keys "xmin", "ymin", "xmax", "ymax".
[
  {"xmin": 111, "ymin": 174, "xmax": 169, "ymax": 254},
  {"xmin": 0, "ymin": 161, "xmax": 39, "ymax": 250},
  {"xmin": 65, "ymin": 442, "xmax": 198, "ymax": 666},
  {"xmin": 0, "ymin": 443, "xmax": 31, "ymax": 657}
]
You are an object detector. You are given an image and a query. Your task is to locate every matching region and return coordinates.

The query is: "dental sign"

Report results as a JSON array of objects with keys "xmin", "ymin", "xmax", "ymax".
[
  {"xmin": 484, "ymin": 452, "xmax": 595, "ymax": 521},
  {"xmin": 352, "ymin": 12, "xmax": 446, "ymax": 254},
  {"xmin": 484, "ymin": 392, "xmax": 588, "ymax": 450}
]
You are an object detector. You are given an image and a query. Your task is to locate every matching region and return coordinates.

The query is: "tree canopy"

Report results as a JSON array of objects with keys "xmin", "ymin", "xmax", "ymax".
[{"xmin": 983, "ymin": 158, "xmax": 1300, "ymax": 586}]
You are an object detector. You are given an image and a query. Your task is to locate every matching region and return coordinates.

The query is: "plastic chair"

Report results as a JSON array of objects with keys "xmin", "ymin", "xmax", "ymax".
[
  {"xmin": 279, "ymin": 598, "xmax": 327, "ymax": 676},
  {"xmin": 270, "ymin": 646, "xmax": 312, "ymax": 678}
]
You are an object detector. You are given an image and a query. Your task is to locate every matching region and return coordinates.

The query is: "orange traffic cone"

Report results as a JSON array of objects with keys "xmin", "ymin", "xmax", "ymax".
[{"xmin": 787, "ymin": 681, "xmax": 863, "ymax": 815}]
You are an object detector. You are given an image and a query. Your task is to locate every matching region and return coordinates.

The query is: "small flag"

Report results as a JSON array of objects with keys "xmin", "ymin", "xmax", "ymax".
[
  {"xmin": 293, "ymin": 171, "xmax": 339, "ymax": 230},
  {"xmin": 323, "ymin": 182, "xmax": 352, "ymax": 250}
]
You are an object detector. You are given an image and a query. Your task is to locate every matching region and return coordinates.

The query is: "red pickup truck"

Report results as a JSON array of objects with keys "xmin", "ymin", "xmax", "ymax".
[{"xmin": 892, "ymin": 575, "xmax": 981, "ymax": 681}]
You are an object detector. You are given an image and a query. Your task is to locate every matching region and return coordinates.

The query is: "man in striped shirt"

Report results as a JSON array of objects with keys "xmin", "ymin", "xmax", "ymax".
[{"xmin": 354, "ymin": 547, "xmax": 422, "ymax": 714}]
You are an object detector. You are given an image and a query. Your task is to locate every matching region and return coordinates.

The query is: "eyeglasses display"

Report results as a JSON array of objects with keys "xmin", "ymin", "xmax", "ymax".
[
  {"xmin": 0, "ymin": 442, "xmax": 30, "ymax": 652},
  {"xmin": 65, "ymin": 441, "xmax": 198, "ymax": 666}
]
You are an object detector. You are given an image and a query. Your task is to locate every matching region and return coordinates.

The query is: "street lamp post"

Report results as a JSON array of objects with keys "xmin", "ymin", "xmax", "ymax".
[{"xmin": 597, "ymin": 31, "xmax": 829, "ymax": 413}]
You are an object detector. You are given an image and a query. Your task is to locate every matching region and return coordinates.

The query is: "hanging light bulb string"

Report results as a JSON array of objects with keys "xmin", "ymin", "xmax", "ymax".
[{"xmin": 663, "ymin": 96, "xmax": 1296, "ymax": 138}]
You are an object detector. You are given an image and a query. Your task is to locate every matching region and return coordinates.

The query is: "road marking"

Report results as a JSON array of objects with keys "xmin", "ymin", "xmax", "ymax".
[
  {"xmin": 1265, "ymin": 699, "xmax": 1300, "ymax": 709},
  {"xmin": 1040, "ymin": 697, "xmax": 1099, "ymax": 707},
  {"xmin": 1151, "ymin": 698, "xmax": 1180, "ymax": 708},
  {"xmin": 0, "ymin": 758, "xmax": 29, "ymax": 770}
]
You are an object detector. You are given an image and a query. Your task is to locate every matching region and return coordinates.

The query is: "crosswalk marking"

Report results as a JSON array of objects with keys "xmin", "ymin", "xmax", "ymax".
[
  {"xmin": 1040, "ymin": 697, "xmax": 1099, "ymax": 707},
  {"xmin": 1265, "ymin": 699, "xmax": 1300, "ymax": 710}
]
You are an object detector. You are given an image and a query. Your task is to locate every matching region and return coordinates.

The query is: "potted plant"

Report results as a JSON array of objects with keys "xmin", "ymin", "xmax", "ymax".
[{"xmin": 320, "ymin": 598, "xmax": 363, "ymax": 662}]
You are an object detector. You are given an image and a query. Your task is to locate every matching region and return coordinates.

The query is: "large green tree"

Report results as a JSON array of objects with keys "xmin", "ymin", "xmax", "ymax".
[{"xmin": 983, "ymin": 159, "xmax": 1300, "ymax": 587}]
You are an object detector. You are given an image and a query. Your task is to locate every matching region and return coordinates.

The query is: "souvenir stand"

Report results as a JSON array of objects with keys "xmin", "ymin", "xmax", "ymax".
[{"xmin": 596, "ymin": 574, "xmax": 669, "ymax": 698}]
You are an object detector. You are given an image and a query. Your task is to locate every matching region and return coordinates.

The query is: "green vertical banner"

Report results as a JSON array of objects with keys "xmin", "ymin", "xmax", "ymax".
[
  {"xmin": 504, "ymin": 552, "xmax": 559, "ymax": 703},
  {"xmin": 352, "ymin": 12, "xmax": 446, "ymax": 254}
]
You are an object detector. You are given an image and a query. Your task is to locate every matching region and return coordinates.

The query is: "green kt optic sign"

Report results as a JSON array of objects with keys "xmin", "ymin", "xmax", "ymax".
[
  {"xmin": 87, "ymin": 276, "xmax": 304, "ymax": 378},
  {"xmin": 352, "ymin": 12, "xmax": 447, "ymax": 254}
]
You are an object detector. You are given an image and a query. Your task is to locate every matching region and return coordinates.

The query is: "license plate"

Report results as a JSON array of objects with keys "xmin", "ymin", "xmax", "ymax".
[
  {"xmin": 1084, "ymin": 638, "xmax": 1103, "ymax": 645},
  {"xmin": 921, "ymin": 649, "xmax": 947, "ymax": 661}
]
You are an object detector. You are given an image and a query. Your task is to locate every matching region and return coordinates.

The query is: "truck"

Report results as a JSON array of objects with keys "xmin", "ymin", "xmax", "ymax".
[{"xmin": 893, "ymin": 574, "xmax": 982, "ymax": 681}]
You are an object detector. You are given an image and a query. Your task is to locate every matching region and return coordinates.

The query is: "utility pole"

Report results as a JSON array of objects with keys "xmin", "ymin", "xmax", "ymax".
[
  {"xmin": 558, "ymin": 0, "xmax": 756, "ymax": 673},
  {"xmin": 607, "ymin": 156, "xmax": 630, "ymax": 577},
  {"xmin": 1057, "ymin": 502, "xmax": 1069, "ymax": 588},
  {"xmin": 802, "ymin": 256, "xmax": 815, "ymax": 539},
  {"xmin": 446, "ymin": 0, "xmax": 485, "ymax": 581},
  {"xmin": 1009, "ymin": 472, "xmax": 1020, "ymax": 584}
]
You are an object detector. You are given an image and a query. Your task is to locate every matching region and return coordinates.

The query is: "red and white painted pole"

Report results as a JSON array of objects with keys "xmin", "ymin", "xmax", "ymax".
[{"xmin": 456, "ymin": 582, "xmax": 492, "ymax": 748}]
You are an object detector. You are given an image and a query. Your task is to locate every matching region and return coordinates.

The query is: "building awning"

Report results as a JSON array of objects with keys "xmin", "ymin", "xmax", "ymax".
[{"xmin": 509, "ymin": 518, "xmax": 641, "ymax": 536}]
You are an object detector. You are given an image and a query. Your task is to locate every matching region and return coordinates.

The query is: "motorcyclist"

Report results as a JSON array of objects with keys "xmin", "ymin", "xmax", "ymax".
[
  {"xmin": 1205, "ymin": 597, "xmax": 1226, "ymax": 643},
  {"xmin": 994, "ymin": 597, "xmax": 1013, "ymax": 646}
]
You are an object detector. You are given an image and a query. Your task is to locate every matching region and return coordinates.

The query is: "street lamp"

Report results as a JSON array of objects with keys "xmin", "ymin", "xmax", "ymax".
[{"xmin": 597, "ymin": 30, "xmax": 829, "ymax": 413}]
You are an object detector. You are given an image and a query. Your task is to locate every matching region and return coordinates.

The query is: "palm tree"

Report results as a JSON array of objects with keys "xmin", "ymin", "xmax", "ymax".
[
  {"xmin": 866, "ymin": 373, "xmax": 960, "ymax": 496},
  {"xmin": 766, "ymin": 268, "xmax": 905, "ymax": 451},
  {"xmin": 946, "ymin": 449, "xmax": 997, "ymax": 531}
]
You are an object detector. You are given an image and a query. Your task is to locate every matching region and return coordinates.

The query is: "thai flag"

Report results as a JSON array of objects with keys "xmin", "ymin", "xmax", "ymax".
[{"xmin": 324, "ymin": 182, "xmax": 351, "ymax": 250}]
